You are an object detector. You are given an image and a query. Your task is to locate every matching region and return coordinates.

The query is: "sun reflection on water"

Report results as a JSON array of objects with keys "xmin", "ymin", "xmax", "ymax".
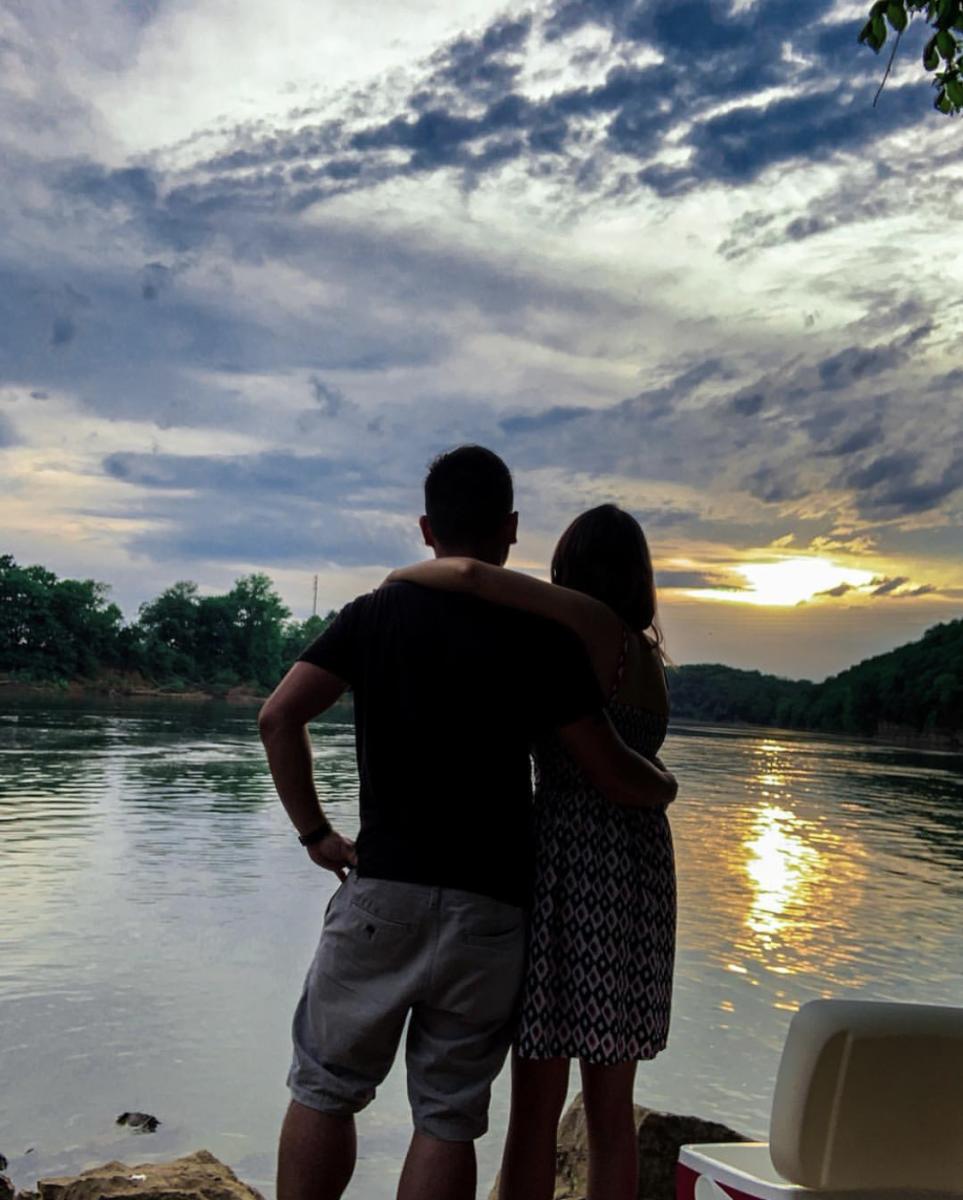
[
  {"xmin": 744, "ymin": 804, "xmax": 820, "ymax": 944},
  {"xmin": 728, "ymin": 739, "xmax": 868, "ymax": 985}
]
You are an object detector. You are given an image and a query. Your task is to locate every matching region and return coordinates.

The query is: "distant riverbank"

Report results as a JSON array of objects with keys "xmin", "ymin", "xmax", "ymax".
[
  {"xmin": 0, "ymin": 672, "xmax": 268, "ymax": 705},
  {"xmin": 3, "ymin": 673, "xmax": 958, "ymax": 752}
]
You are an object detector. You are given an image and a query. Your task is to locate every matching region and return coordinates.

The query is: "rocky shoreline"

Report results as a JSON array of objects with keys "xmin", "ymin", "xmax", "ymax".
[{"xmin": 1, "ymin": 1096, "xmax": 747, "ymax": 1200}]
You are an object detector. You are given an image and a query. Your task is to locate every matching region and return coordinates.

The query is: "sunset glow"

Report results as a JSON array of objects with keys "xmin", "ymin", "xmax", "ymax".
[
  {"xmin": 689, "ymin": 557, "xmax": 878, "ymax": 608},
  {"xmin": 1, "ymin": 0, "xmax": 960, "ymax": 680}
]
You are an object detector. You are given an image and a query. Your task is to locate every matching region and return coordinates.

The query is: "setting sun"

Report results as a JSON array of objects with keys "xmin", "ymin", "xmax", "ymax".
[{"xmin": 687, "ymin": 557, "xmax": 877, "ymax": 607}]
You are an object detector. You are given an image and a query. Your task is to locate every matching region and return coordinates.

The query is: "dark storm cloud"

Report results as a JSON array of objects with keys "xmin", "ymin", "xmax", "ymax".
[
  {"xmin": 743, "ymin": 464, "xmax": 809, "ymax": 504},
  {"xmin": 847, "ymin": 451, "xmax": 963, "ymax": 518},
  {"xmin": 106, "ymin": 0, "xmax": 938, "ymax": 226},
  {"xmin": 818, "ymin": 425, "xmax": 883, "ymax": 457},
  {"xmin": 816, "ymin": 340, "xmax": 920, "ymax": 390},
  {"xmin": 671, "ymin": 83, "xmax": 931, "ymax": 194},
  {"xmin": 850, "ymin": 451, "xmax": 920, "ymax": 491},
  {"xmin": 731, "ymin": 391, "xmax": 764, "ymax": 417},
  {"xmin": 423, "ymin": 14, "xmax": 533, "ymax": 102}
]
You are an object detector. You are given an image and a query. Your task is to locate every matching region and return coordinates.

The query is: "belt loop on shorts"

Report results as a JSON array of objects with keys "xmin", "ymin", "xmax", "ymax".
[{"xmin": 428, "ymin": 886, "xmax": 440, "ymax": 911}]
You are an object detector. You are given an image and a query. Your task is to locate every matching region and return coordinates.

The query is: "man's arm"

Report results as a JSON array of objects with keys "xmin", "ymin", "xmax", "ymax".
[
  {"xmin": 258, "ymin": 661, "xmax": 358, "ymax": 879},
  {"xmin": 559, "ymin": 711, "xmax": 677, "ymax": 810}
]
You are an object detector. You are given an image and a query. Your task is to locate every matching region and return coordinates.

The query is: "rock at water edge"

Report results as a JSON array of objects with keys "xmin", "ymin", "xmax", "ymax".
[
  {"xmin": 637, "ymin": 1109, "xmax": 748, "ymax": 1200},
  {"xmin": 37, "ymin": 1150, "xmax": 264, "ymax": 1200},
  {"xmin": 488, "ymin": 1093, "xmax": 748, "ymax": 1200}
]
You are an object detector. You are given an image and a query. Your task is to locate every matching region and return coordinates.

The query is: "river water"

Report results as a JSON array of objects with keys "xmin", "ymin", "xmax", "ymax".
[{"xmin": 1, "ymin": 699, "xmax": 961, "ymax": 1197}]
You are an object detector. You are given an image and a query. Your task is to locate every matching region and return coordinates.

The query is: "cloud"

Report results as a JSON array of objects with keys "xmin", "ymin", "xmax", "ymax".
[
  {"xmin": 500, "ymin": 405, "xmax": 594, "ymax": 434},
  {"xmin": 0, "ymin": 412, "xmax": 19, "ymax": 448},
  {"xmin": 309, "ymin": 377, "xmax": 346, "ymax": 418},
  {"xmin": 817, "ymin": 425, "xmax": 883, "ymax": 457},
  {"xmin": 62, "ymin": 0, "xmax": 936, "ymax": 230},
  {"xmin": 816, "ymin": 581, "xmax": 856, "ymax": 598},
  {"xmin": 848, "ymin": 452, "xmax": 963, "ymax": 519},
  {"xmin": 658, "ymin": 568, "xmax": 747, "ymax": 591},
  {"xmin": 101, "ymin": 448, "xmax": 423, "ymax": 566},
  {"xmin": 50, "ymin": 316, "xmax": 76, "ymax": 347},
  {"xmin": 2, "ymin": 0, "xmax": 960, "ymax": 677},
  {"xmin": 816, "ymin": 575, "xmax": 943, "ymax": 601},
  {"xmin": 870, "ymin": 575, "xmax": 908, "ymax": 595}
]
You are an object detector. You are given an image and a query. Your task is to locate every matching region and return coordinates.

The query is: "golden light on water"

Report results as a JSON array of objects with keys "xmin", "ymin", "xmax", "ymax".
[
  {"xmin": 744, "ymin": 804, "xmax": 821, "ymax": 944},
  {"xmin": 685, "ymin": 555, "xmax": 876, "ymax": 607},
  {"xmin": 722, "ymin": 738, "xmax": 869, "ymax": 985}
]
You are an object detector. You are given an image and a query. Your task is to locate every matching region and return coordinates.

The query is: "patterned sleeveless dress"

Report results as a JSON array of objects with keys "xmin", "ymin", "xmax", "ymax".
[{"xmin": 515, "ymin": 643, "xmax": 676, "ymax": 1065}]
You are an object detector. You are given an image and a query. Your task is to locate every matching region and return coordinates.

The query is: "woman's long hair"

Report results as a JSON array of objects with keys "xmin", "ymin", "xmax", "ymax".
[{"xmin": 551, "ymin": 504, "xmax": 664, "ymax": 656}]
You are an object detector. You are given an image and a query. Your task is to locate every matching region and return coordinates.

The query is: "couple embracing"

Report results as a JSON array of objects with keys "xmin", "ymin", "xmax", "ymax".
[{"xmin": 259, "ymin": 445, "xmax": 678, "ymax": 1200}]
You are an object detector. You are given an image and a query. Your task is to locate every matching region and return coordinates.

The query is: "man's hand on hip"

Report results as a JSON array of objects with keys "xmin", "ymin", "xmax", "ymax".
[{"xmin": 307, "ymin": 831, "xmax": 358, "ymax": 881}]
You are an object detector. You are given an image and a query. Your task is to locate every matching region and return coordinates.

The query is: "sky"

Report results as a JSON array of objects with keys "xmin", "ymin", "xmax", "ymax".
[{"xmin": 1, "ymin": 0, "xmax": 961, "ymax": 680}]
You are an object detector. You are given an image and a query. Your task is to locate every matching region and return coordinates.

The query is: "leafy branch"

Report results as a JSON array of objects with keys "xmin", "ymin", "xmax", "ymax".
[{"xmin": 859, "ymin": 0, "xmax": 963, "ymax": 112}]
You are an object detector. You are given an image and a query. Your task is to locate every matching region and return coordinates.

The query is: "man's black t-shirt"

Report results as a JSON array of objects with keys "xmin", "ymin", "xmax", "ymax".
[{"xmin": 298, "ymin": 581, "xmax": 603, "ymax": 905}]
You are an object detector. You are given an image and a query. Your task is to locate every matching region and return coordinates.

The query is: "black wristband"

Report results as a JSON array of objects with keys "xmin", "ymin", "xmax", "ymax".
[{"xmin": 298, "ymin": 820, "xmax": 333, "ymax": 846}]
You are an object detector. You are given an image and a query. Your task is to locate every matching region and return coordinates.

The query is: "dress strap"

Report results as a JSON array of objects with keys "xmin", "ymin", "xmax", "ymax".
[{"xmin": 607, "ymin": 626, "xmax": 630, "ymax": 704}]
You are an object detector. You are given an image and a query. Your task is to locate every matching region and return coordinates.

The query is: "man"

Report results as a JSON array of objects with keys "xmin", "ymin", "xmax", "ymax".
[{"xmin": 259, "ymin": 445, "xmax": 676, "ymax": 1200}]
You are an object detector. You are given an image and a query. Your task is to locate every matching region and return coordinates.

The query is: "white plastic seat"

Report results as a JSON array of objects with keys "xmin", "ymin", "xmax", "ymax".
[{"xmin": 677, "ymin": 999, "xmax": 963, "ymax": 1199}]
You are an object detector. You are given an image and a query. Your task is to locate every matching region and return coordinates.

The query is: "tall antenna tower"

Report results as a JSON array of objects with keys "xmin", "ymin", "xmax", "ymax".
[{"xmin": 312, "ymin": 574, "xmax": 318, "ymax": 617}]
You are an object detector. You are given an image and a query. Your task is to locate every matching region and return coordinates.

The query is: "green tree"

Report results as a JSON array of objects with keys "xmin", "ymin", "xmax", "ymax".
[
  {"xmin": 0, "ymin": 555, "xmax": 123, "ymax": 679},
  {"xmin": 136, "ymin": 581, "xmax": 202, "ymax": 681},
  {"xmin": 222, "ymin": 573, "xmax": 291, "ymax": 687},
  {"xmin": 860, "ymin": 0, "xmax": 963, "ymax": 112},
  {"xmin": 281, "ymin": 610, "xmax": 336, "ymax": 665}
]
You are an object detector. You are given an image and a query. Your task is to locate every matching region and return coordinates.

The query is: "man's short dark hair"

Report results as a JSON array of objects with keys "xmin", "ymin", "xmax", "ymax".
[{"xmin": 424, "ymin": 445, "xmax": 514, "ymax": 546}]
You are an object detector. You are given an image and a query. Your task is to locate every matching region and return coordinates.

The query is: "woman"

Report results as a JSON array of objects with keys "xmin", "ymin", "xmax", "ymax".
[{"xmin": 387, "ymin": 504, "xmax": 675, "ymax": 1200}]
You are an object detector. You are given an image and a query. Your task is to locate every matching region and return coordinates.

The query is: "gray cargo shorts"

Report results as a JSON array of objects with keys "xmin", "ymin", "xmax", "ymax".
[{"xmin": 288, "ymin": 872, "xmax": 527, "ymax": 1141}]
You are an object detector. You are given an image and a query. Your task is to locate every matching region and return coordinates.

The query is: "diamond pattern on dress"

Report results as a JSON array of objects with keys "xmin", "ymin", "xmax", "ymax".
[{"xmin": 515, "ymin": 701, "xmax": 676, "ymax": 1065}]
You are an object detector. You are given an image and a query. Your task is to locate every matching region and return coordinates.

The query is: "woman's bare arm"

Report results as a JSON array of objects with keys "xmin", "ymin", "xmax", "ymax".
[{"xmin": 386, "ymin": 558, "xmax": 623, "ymax": 683}]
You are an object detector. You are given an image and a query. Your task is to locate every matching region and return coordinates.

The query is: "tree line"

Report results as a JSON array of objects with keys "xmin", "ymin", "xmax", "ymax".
[
  {"xmin": 0, "ymin": 555, "xmax": 331, "ymax": 692},
  {"xmin": 3, "ymin": 555, "xmax": 960, "ymax": 739},
  {"xmin": 669, "ymin": 617, "xmax": 963, "ymax": 739}
]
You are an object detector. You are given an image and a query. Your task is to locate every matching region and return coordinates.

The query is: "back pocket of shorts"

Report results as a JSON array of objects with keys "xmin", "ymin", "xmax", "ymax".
[{"xmin": 350, "ymin": 901, "xmax": 413, "ymax": 935}]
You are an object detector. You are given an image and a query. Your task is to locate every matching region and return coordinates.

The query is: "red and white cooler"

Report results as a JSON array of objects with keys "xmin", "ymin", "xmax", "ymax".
[
  {"xmin": 676, "ymin": 1142, "xmax": 959, "ymax": 1200},
  {"xmin": 676, "ymin": 1001, "xmax": 963, "ymax": 1200}
]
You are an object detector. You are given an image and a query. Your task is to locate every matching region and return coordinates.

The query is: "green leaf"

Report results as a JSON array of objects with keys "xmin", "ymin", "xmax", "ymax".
[
  {"xmin": 946, "ymin": 76, "xmax": 963, "ymax": 103},
  {"xmin": 887, "ymin": 1, "xmax": 909, "ymax": 27},
  {"xmin": 937, "ymin": 28, "xmax": 957, "ymax": 56},
  {"xmin": 872, "ymin": 11, "xmax": 888, "ymax": 42},
  {"xmin": 924, "ymin": 34, "xmax": 942, "ymax": 66}
]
